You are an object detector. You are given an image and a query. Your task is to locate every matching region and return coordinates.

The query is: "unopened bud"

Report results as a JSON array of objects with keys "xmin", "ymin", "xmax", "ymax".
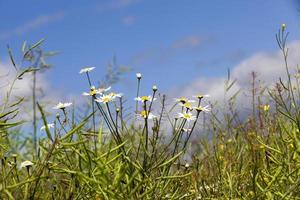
[{"xmin": 136, "ymin": 73, "xmax": 142, "ymax": 79}]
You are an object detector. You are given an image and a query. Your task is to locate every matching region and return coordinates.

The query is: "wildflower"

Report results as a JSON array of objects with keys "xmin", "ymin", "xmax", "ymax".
[
  {"xmin": 40, "ymin": 123, "xmax": 55, "ymax": 131},
  {"xmin": 193, "ymin": 94, "xmax": 210, "ymax": 99},
  {"xmin": 152, "ymin": 85, "xmax": 158, "ymax": 91},
  {"xmin": 281, "ymin": 23, "xmax": 286, "ymax": 31},
  {"xmin": 53, "ymin": 102, "xmax": 72, "ymax": 110},
  {"xmin": 185, "ymin": 163, "xmax": 190, "ymax": 168},
  {"xmin": 262, "ymin": 104, "xmax": 270, "ymax": 112},
  {"xmin": 136, "ymin": 73, "xmax": 142, "ymax": 79},
  {"xmin": 20, "ymin": 160, "xmax": 33, "ymax": 168},
  {"xmin": 194, "ymin": 105, "xmax": 211, "ymax": 113},
  {"xmin": 79, "ymin": 67, "xmax": 95, "ymax": 74},
  {"xmin": 138, "ymin": 110, "xmax": 156, "ymax": 119},
  {"xmin": 135, "ymin": 95, "xmax": 156, "ymax": 103},
  {"xmin": 82, "ymin": 86, "xmax": 111, "ymax": 96},
  {"xmin": 108, "ymin": 92, "xmax": 123, "ymax": 98},
  {"xmin": 182, "ymin": 128, "xmax": 192, "ymax": 132},
  {"xmin": 95, "ymin": 94, "xmax": 116, "ymax": 104},
  {"xmin": 175, "ymin": 97, "xmax": 195, "ymax": 104},
  {"xmin": 180, "ymin": 102, "xmax": 193, "ymax": 110},
  {"xmin": 178, "ymin": 112, "xmax": 196, "ymax": 121}
]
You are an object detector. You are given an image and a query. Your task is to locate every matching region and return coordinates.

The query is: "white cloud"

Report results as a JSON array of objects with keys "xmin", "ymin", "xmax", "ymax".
[
  {"xmin": 0, "ymin": 61, "xmax": 64, "ymax": 121},
  {"xmin": 0, "ymin": 11, "xmax": 66, "ymax": 40},
  {"xmin": 97, "ymin": 0, "xmax": 140, "ymax": 12},
  {"xmin": 168, "ymin": 39, "xmax": 300, "ymax": 110}
]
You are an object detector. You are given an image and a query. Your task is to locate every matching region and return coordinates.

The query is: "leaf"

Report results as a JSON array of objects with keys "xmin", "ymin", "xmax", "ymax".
[
  {"xmin": 7, "ymin": 45, "xmax": 17, "ymax": 71},
  {"xmin": 22, "ymin": 41, "xmax": 27, "ymax": 52},
  {"xmin": 23, "ymin": 38, "xmax": 45, "ymax": 58},
  {"xmin": 0, "ymin": 120, "xmax": 24, "ymax": 128},
  {"xmin": 37, "ymin": 102, "xmax": 53, "ymax": 142},
  {"xmin": 61, "ymin": 111, "xmax": 95, "ymax": 140},
  {"xmin": 156, "ymin": 151, "xmax": 183, "ymax": 169},
  {"xmin": 0, "ymin": 108, "xmax": 19, "ymax": 119},
  {"xmin": 17, "ymin": 67, "xmax": 39, "ymax": 79}
]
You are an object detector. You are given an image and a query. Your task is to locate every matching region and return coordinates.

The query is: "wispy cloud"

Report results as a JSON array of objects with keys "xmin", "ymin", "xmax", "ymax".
[
  {"xmin": 172, "ymin": 35, "xmax": 203, "ymax": 49},
  {"xmin": 131, "ymin": 35, "xmax": 209, "ymax": 65},
  {"xmin": 0, "ymin": 11, "xmax": 66, "ymax": 40},
  {"xmin": 122, "ymin": 15, "xmax": 136, "ymax": 26},
  {"xmin": 97, "ymin": 0, "xmax": 140, "ymax": 12}
]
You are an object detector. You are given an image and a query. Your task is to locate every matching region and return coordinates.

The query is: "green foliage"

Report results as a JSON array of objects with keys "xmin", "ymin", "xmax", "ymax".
[{"xmin": 1, "ymin": 26, "xmax": 300, "ymax": 199}]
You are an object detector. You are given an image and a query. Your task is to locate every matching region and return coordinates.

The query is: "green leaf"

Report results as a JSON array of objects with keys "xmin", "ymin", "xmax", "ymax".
[
  {"xmin": 7, "ymin": 45, "xmax": 17, "ymax": 71},
  {"xmin": 37, "ymin": 102, "xmax": 53, "ymax": 142},
  {"xmin": 61, "ymin": 111, "xmax": 95, "ymax": 140},
  {"xmin": 23, "ymin": 38, "xmax": 45, "ymax": 58}
]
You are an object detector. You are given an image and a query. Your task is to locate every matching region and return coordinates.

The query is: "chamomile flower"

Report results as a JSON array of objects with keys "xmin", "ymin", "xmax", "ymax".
[
  {"xmin": 182, "ymin": 128, "xmax": 192, "ymax": 132},
  {"xmin": 53, "ymin": 102, "xmax": 72, "ymax": 110},
  {"xmin": 193, "ymin": 94, "xmax": 210, "ymax": 99},
  {"xmin": 40, "ymin": 123, "xmax": 55, "ymax": 131},
  {"xmin": 194, "ymin": 105, "xmax": 211, "ymax": 113},
  {"xmin": 175, "ymin": 97, "xmax": 195, "ymax": 104},
  {"xmin": 95, "ymin": 94, "xmax": 116, "ymax": 104},
  {"xmin": 178, "ymin": 112, "xmax": 196, "ymax": 121},
  {"xmin": 135, "ymin": 95, "xmax": 156, "ymax": 103},
  {"xmin": 180, "ymin": 102, "xmax": 194, "ymax": 110},
  {"xmin": 138, "ymin": 110, "xmax": 156, "ymax": 119},
  {"xmin": 108, "ymin": 92, "xmax": 123, "ymax": 98},
  {"xmin": 82, "ymin": 86, "xmax": 111, "ymax": 96},
  {"xmin": 20, "ymin": 160, "xmax": 33, "ymax": 168},
  {"xmin": 261, "ymin": 104, "xmax": 270, "ymax": 112},
  {"xmin": 79, "ymin": 67, "xmax": 95, "ymax": 74}
]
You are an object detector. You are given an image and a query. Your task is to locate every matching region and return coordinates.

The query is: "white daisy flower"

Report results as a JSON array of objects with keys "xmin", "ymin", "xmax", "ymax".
[
  {"xmin": 53, "ymin": 102, "xmax": 72, "ymax": 110},
  {"xmin": 137, "ymin": 110, "xmax": 157, "ymax": 119},
  {"xmin": 40, "ymin": 123, "xmax": 55, "ymax": 131},
  {"xmin": 175, "ymin": 97, "xmax": 195, "ymax": 104},
  {"xmin": 82, "ymin": 86, "xmax": 111, "ymax": 96},
  {"xmin": 95, "ymin": 93, "xmax": 116, "ymax": 104},
  {"xmin": 178, "ymin": 112, "xmax": 196, "ymax": 121},
  {"xmin": 193, "ymin": 94, "xmax": 210, "ymax": 99},
  {"xmin": 182, "ymin": 128, "xmax": 192, "ymax": 132},
  {"xmin": 194, "ymin": 105, "xmax": 211, "ymax": 113},
  {"xmin": 179, "ymin": 102, "xmax": 194, "ymax": 110},
  {"xmin": 20, "ymin": 160, "xmax": 33, "ymax": 168},
  {"xmin": 108, "ymin": 92, "xmax": 123, "ymax": 98},
  {"xmin": 79, "ymin": 67, "xmax": 95, "ymax": 74},
  {"xmin": 135, "ymin": 95, "xmax": 156, "ymax": 103}
]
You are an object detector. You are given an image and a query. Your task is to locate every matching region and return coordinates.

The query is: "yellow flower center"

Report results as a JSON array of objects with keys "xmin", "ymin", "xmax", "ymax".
[
  {"xmin": 182, "ymin": 102, "xmax": 192, "ymax": 109},
  {"xmin": 102, "ymin": 96, "xmax": 111, "ymax": 103},
  {"xmin": 140, "ymin": 110, "xmax": 149, "ymax": 118},
  {"xmin": 178, "ymin": 97, "xmax": 188, "ymax": 104},
  {"xmin": 89, "ymin": 88, "xmax": 97, "ymax": 96},
  {"xmin": 183, "ymin": 113, "xmax": 191, "ymax": 119},
  {"xmin": 141, "ymin": 96, "xmax": 150, "ymax": 102}
]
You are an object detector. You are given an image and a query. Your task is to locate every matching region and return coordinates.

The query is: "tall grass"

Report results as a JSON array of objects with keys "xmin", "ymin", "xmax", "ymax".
[{"xmin": 1, "ymin": 25, "xmax": 300, "ymax": 199}]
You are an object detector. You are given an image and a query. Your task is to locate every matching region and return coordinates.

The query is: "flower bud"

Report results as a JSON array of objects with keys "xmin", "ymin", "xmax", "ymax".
[
  {"xmin": 136, "ymin": 73, "xmax": 142, "ymax": 79},
  {"xmin": 152, "ymin": 85, "xmax": 157, "ymax": 91}
]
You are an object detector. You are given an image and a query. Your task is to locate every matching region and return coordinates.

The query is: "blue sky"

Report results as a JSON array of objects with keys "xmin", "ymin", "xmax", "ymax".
[{"xmin": 0, "ymin": 0, "xmax": 300, "ymax": 101}]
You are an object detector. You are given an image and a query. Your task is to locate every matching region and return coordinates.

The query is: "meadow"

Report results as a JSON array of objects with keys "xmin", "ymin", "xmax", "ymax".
[{"xmin": 0, "ymin": 25, "xmax": 300, "ymax": 199}]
